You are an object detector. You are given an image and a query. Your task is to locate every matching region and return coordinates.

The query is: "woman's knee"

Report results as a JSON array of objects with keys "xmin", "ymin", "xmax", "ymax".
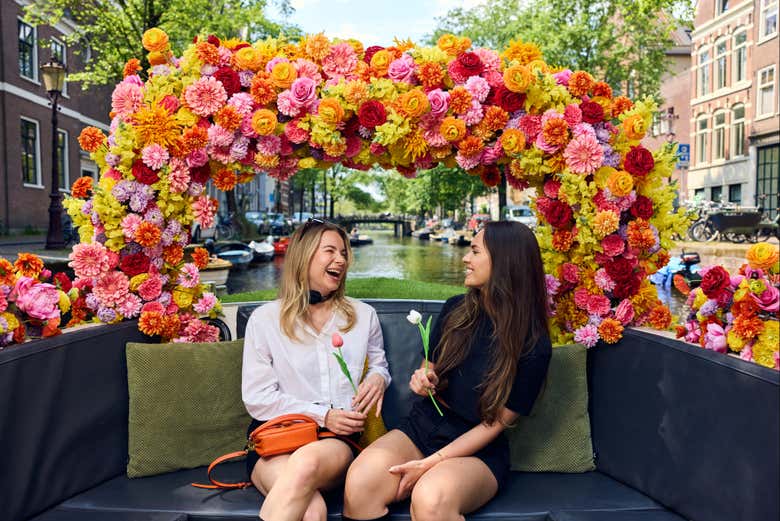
[
  {"xmin": 301, "ymin": 493, "xmax": 327, "ymax": 521},
  {"xmin": 285, "ymin": 452, "xmax": 322, "ymax": 490},
  {"xmin": 344, "ymin": 450, "xmax": 394, "ymax": 503},
  {"xmin": 410, "ymin": 481, "xmax": 455, "ymax": 520}
]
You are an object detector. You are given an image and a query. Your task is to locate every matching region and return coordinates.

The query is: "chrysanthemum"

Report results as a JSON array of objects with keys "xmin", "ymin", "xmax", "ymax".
[
  {"xmin": 168, "ymin": 161, "xmax": 190, "ymax": 194},
  {"xmin": 175, "ymin": 319, "xmax": 219, "ymax": 343},
  {"xmin": 574, "ymin": 324, "xmax": 599, "ymax": 348},
  {"xmin": 213, "ymin": 169, "xmax": 238, "ymax": 191},
  {"xmin": 14, "ymin": 253, "xmax": 44, "ymax": 278},
  {"xmin": 323, "ymin": 42, "xmax": 358, "ymax": 78},
  {"xmin": 304, "ymin": 33, "xmax": 332, "ymax": 62},
  {"xmin": 418, "ymin": 61, "xmax": 444, "ymax": 89},
  {"xmin": 141, "ymin": 144, "xmax": 169, "ymax": 171},
  {"xmin": 92, "ymin": 271, "xmax": 130, "ymax": 307},
  {"xmin": 138, "ymin": 310, "xmax": 165, "ymax": 336},
  {"xmin": 184, "ymin": 76, "xmax": 228, "ymax": 117},
  {"xmin": 564, "ymin": 134, "xmax": 603, "ymax": 175},
  {"xmin": 132, "ymin": 105, "xmax": 181, "ymax": 148},
  {"xmin": 134, "ymin": 222, "xmax": 161, "ymax": 248},
  {"xmin": 111, "ymin": 82, "xmax": 144, "ymax": 120},
  {"xmin": 594, "ymin": 268, "xmax": 616, "ymax": 292},
  {"xmin": 193, "ymin": 292, "xmax": 217, "ymax": 314},
  {"xmin": 552, "ymin": 230, "xmax": 575, "ymax": 252},
  {"xmin": 207, "ymin": 125, "xmax": 234, "ymax": 148},
  {"xmin": 137, "ymin": 275, "xmax": 163, "ymax": 301},
  {"xmin": 117, "ymin": 293, "xmax": 142, "ymax": 318},
  {"xmin": 598, "ymin": 318, "xmax": 623, "ymax": 344},
  {"xmin": 69, "ymin": 243, "xmax": 111, "ymax": 279},
  {"xmin": 77, "ymin": 127, "xmax": 106, "ymax": 153}
]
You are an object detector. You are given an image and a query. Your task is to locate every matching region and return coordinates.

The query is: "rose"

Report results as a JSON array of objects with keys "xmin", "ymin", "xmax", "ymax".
[
  {"xmin": 622, "ymin": 114, "xmax": 647, "ymax": 140},
  {"xmin": 233, "ymin": 47, "xmax": 262, "ymax": 71},
  {"xmin": 607, "ymin": 170, "xmax": 634, "ymax": 197},
  {"xmin": 270, "ymin": 61, "xmax": 298, "ymax": 89},
  {"xmin": 503, "ymin": 64, "xmax": 533, "ymax": 93},
  {"xmin": 290, "ymin": 77, "xmax": 317, "ymax": 108},
  {"xmin": 624, "ymin": 146, "xmax": 655, "ymax": 177},
  {"xmin": 120, "ymin": 253, "xmax": 151, "ymax": 277},
  {"xmin": 579, "ymin": 100, "xmax": 604, "ymax": 124},
  {"xmin": 12, "ymin": 277, "xmax": 61, "ymax": 321},
  {"xmin": 369, "ymin": 50, "xmax": 392, "ymax": 76},
  {"xmin": 500, "ymin": 128, "xmax": 526, "ymax": 156},
  {"xmin": 212, "ymin": 66, "xmax": 241, "ymax": 97},
  {"xmin": 456, "ymin": 52, "xmax": 484, "ymax": 77},
  {"xmin": 492, "ymin": 85, "xmax": 525, "ymax": 113},
  {"xmin": 427, "ymin": 89, "xmax": 450, "ymax": 118},
  {"xmin": 630, "ymin": 195, "xmax": 654, "ymax": 219},
  {"xmin": 251, "ymin": 109, "xmax": 278, "ymax": 136},
  {"xmin": 131, "ymin": 160, "xmax": 159, "ymax": 185},
  {"xmin": 317, "ymin": 98, "xmax": 345, "ymax": 126},
  {"xmin": 700, "ymin": 266, "xmax": 731, "ymax": 298},
  {"xmin": 388, "ymin": 55, "xmax": 415, "ymax": 83},
  {"xmin": 399, "ymin": 90, "xmax": 430, "ymax": 118},
  {"xmin": 545, "ymin": 200, "xmax": 573, "ymax": 228},
  {"xmin": 746, "ymin": 243, "xmax": 780, "ymax": 271},
  {"xmin": 142, "ymin": 28, "xmax": 169, "ymax": 52},
  {"xmin": 751, "ymin": 284, "xmax": 779, "ymax": 312},
  {"xmin": 439, "ymin": 117, "xmax": 467, "ymax": 142}
]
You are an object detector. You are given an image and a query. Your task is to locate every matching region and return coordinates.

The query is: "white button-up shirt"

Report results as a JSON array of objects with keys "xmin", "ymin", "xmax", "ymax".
[{"xmin": 242, "ymin": 297, "xmax": 391, "ymax": 426}]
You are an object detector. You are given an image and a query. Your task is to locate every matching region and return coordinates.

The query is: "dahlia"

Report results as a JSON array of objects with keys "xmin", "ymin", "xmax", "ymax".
[
  {"xmin": 598, "ymin": 318, "xmax": 623, "ymax": 344},
  {"xmin": 14, "ymin": 253, "xmax": 44, "ymax": 278},
  {"xmin": 193, "ymin": 293, "xmax": 217, "ymax": 314},
  {"xmin": 184, "ymin": 77, "xmax": 228, "ymax": 117},
  {"xmin": 192, "ymin": 196, "xmax": 218, "ymax": 229},
  {"xmin": 93, "ymin": 271, "xmax": 130, "ymax": 307},
  {"xmin": 111, "ymin": 82, "xmax": 144, "ymax": 120},
  {"xmin": 323, "ymin": 43, "xmax": 358, "ymax": 78},
  {"xmin": 563, "ymin": 134, "xmax": 603, "ymax": 175},
  {"xmin": 141, "ymin": 144, "xmax": 169, "ymax": 170},
  {"xmin": 574, "ymin": 324, "xmax": 599, "ymax": 348},
  {"xmin": 69, "ymin": 243, "xmax": 112, "ymax": 279},
  {"xmin": 134, "ymin": 222, "xmax": 161, "ymax": 248}
]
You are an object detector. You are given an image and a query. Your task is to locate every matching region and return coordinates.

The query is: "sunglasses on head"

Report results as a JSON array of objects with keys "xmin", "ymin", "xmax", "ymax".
[{"xmin": 299, "ymin": 217, "xmax": 327, "ymax": 236}]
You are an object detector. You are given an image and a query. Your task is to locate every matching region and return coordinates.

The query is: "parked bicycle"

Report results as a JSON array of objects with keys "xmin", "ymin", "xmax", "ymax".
[
  {"xmin": 215, "ymin": 212, "xmax": 239, "ymax": 240},
  {"xmin": 754, "ymin": 194, "xmax": 780, "ymax": 242},
  {"xmin": 687, "ymin": 201, "xmax": 762, "ymax": 243}
]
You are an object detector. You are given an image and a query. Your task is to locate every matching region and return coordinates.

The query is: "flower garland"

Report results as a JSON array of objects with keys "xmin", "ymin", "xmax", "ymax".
[
  {"xmin": 65, "ymin": 29, "xmax": 687, "ymax": 344},
  {"xmin": 676, "ymin": 243, "xmax": 779, "ymax": 370}
]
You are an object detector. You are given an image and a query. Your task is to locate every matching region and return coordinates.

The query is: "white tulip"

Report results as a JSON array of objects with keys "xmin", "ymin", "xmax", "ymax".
[{"xmin": 406, "ymin": 309, "xmax": 422, "ymax": 325}]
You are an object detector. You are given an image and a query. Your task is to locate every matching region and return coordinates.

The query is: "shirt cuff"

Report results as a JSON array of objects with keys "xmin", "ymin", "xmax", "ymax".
[{"xmin": 306, "ymin": 403, "xmax": 331, "ymax": 427}]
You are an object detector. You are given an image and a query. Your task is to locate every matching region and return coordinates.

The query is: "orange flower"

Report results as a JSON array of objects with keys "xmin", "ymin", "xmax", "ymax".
[
  {"xmin": 42, "ymin": 316, "xmax": 62, "ymax": 338},
  {"xmin": 304, "ymin": 33, "xmax": 331, "ymax": 62},
  {"xmin": 542, "ymin": 118, "xmax": 569, "ymax": 146},
  {"xmin": 214, "ymin": 105, "xmax": 242, "ymax": 131},
  {"xmin": 317, "ymin": 98, "xmax": 345, "ymax": 126},
  {"xmin": 14, "ymin": 253, "xmax": 44, "ymax": 278},
  {"xmin": 483, "ymin": 106, "xmax": 509, "ymax": 132},
  {"xmin": 568, "ymin": 71, "xmax": 594, "ymax": 97},
  {"xmin": 598, "ymin": 318, "xmax": 624, "ymax": 344},
  {"xmin": 270, "ymin": 61, "xmax": 298, "ymax": 89},
  {"xmin": 142, "ymin": 28, "xmax": 169, "ymax": 53},
  {"xmin": 457, "ymin": 135, "xmax": 484, "ymax": 156},
  {"xmin": 135, "ymin": 222, "xmax": 162, "ymax": 248},
  {"xmin": 233, "ymin": 47, "xmax": 263, "ymax": 71},
  {"xmin": 251, "ymin": 109, "xmax": 278, "ymax": 135},
  {"xmin": 552, "ymin": 229, "xmax": 575, "ymax": 252},
  {"xmin": 449, "ymin": 87, "xmax": 473, "ymax": 114},
  {"xmin": 647, "ymin": 304, "xmax": 672, "ymax": 329},
  {"xmin": 501, "ymin": 128, "xmax": 527, "ymax": 156},
  {"xmin": 398, "ymin": 89, "xmax": 430, "ymax": 119},
  {"xmin": 592, "ymin": 210, "xmax": 620, "ymax": 238},
  {"xmin": 732, "ymin": 314, "xmax": 765, "ymax": 340},
  {"xmin": 612, "ymin": 96, "xmax": 634, "ymax": 118},
  {"xmin": 255, "ymin": 153, "xmax": 280, "ymax": 169},
  {"xmin": 213, "ymin": 169, "xmax": 238, "ymax": 191},
  {"xmin": 133, "ymin": 105, "xmax": 181, "ymax": 148},
  {"xmin": 655, "ymin": 250, "xmax": 670, "ymax": 270},
  {"xmin": 440, "ymin": 117, "xmax": 467, "ymax": 142},
  {"xmin": 369, "ymin": 49, "xmax": 392, "ymax": 77},
  {"xmin": 250, "ymin": 75, "xmax": 277, "ymax": 106},
  {"xmin": 436, "ymin": 34, "xmax": 460, "ymax": 56},
  {"xmin": 623, "ymin": 114, "xmax": 647, "ymax": 140},
  {"xmin": 163, "ymin": 244, "xmax": 184, "ymax": 266},
  {"xmin": 607, "ymin": 170, "xmax": 634, "ymax": 197},
  {"xmin": 344, "ymin": 80, "xmax": 369, "ymax": 107},
  {"xmin": 181, "ymin": 126, "xmax": 209, "ymax": 153},
  {"xmin": 192, "ymin": 247, "xmax": 210, "ymax": 269},
  {"xmin": 746, "ymin": 243, "xmax": 779, "ymax": 271},
  {"xmin": 731, "ymin": 297, "xmax": 758, "ymax": 317},
  {"xmin": 148, "ymin": 51, "xmax": 169, "ymax": 67},
  {"xmin": 503, "ymin": 64, "xmax": 533, "ymax": 93},
  {"xmin": 195, "ymin": 41, "xmax": 220, "ymax": 65},
  {"xmin": 323, "ymin": 140, "xmax": 347, "ymax": 158},
  {"xmin": 502, "ymin": 39, "xmax": 542, "ymax": 65},
  {"xmin": 70, "ymin": 176, "xmax": 93, "ymax": 199},
  {"xmin": 138, "ymin": 310, "xmax": 165, "ymax": 336},
  {"xmin": 123, "ymin": 58, "xmax": 142, "ymax": 78},
  {"xmin": 77, "ymin": 127, "xmax": 106, "ymax": 153},
  {"xmin": 418, "ymin": 61, "xmax": 444, "ymax": 89},
  {"xmin": 0, "ymin": 258, "xmax": 15, "ymax": 286},
  {"xmin": 160, "ymin": 314, "xmax": 181, "ymax": 342},
  {"xmin": 592, "ymin": 81, "xmax": 613, "ymax": 99},
  {"xmin": 627, "ymin": 219, "xmax": 655, "ymax": 251}
]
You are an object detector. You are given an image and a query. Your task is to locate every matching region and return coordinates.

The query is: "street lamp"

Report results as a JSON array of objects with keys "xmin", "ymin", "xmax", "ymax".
[{"xmin": 41, "ymin": 58, "xmax": 67, "ymax": 250}]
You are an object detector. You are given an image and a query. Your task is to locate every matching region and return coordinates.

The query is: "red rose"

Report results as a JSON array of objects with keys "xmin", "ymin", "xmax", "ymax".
[
  {"xmin": 545, "ymin": 200, "xmax": 573, "ymax": 228},
  {"xmin": 624, "ymin": 146, "xmax": 655, "ymax": 177},
  {"xmin": 120, "ymin": 252, "xmax": 151, "ymax": 277},
  {"xmin": 53, "ymin": 272, "xmax": 72, "ymax": 292},
  {"xmin": 492, "ymin": 85, "xmax": 525, "ymax": 113},
  {"xmin": 480, "ymin": 165, "xmax": 501, "ymax": 186},
  {"xmin": 364, "ymin": 45, "xmax": 384, "ymax": 64},
  {"xmin": 190, "ymin": 164, "xmax": 211, "ymax": 184},
  {"xmin": 457, "ymin": 52, "xmax": 484, "ymax": 77},
  {"xmin": 630, "ymin": 195, "xmax": 654, "ymax": 220},
  {"xmin": 605, "ymin": 256, "xmax": 636, "ymax": 282},
  {"xmin": 207, "ymin": 35, "xmax": 220, "ymax": 47},
  {"xmin": 580, "ymin": 100, "xmax": 604, "ymax": 124},
  {"xmin": 213, "ymin": 66, "xmax": 241, "ymax": 97},
  {"xmin": 700, "ymin": 266, "xmax": 731, "ymax": 299},
  {"xmin": 358, "ymin": 100, "xmax": 387, "ymax": 128},
  {"xmin": 132, "ymin": 160, "xmax": 159, "ymax": 185}
]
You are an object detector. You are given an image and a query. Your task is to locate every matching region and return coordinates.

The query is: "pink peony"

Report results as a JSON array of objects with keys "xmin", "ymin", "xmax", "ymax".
[
  {"xmin": 322, "ymin": 43, "xmax": 358, "ymax": 78},
  {"xmin": 184, "ymin": 77, "xmax": 227, "ymax": 117},
  {"xmin": 69, "ymin": 243, "xmax": 112, "ymax": 279},
  {"xmin": 141, "ymin": 144, "xmax": 169, "ymax": 170},
  {"xmin": 12, "ymin": 277, "xmax": 60, "ymax": 320},
  {"xmin": 92, "ymin": 271, "xmax": 130, "ymax": 308},
  {"xmin": 574, "ymin": 288, "xmax": 590, "ymax": 308},
  {"xmin": 564, "ymin": 133, "xmax": 604, "ymax": 174},
  {"xmin": 574, "ymin": 324, "xmax": 599, "ymax": 348},
  {"xmin": 111, "ymin": 82, "xmax": 144, "ymax": 120}
]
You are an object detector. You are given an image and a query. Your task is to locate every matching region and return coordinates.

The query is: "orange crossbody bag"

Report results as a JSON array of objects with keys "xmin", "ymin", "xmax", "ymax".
[{"xmin": 192, "ymin": 413, "xmax": 361, "ymax": 490}]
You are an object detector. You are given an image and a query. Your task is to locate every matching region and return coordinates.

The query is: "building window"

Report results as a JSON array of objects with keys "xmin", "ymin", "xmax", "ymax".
[
  {"xmin": 694, "ymin": 188, "xmax": 705, "ymax": 199},
  {"xmin": 711, "ymin": 185, "xmax": 723, "ymax": 203},
  {"xmin": 756, "ymin": 145, "xmax": 779, "ymax": 219},
  {"xmin": 715, "ymin": 38, "xmax": 728, "ymax": 90},
  {"xmin": 51, "ymin": 38, "xmax": 68, "ymax": 96},
  {"xmin": 80, "ymin": 168, "xmax": 96, "ymax": 179},
  {"xmin": 731, "ymin": 104, "xmax": 745, "ymax": 157},
  {"xmin": 698, "ymin": 48, "xmax": 711, "ymax": 96},
  {"xmin": 713, "ymin": 111, "xmax": 726, "ymax": 160},
  {"xmin": 717, "ymin": 0, "xmax": 730, "ymax": 15},
  {"xmin": 21, "ymin": 118, "xmax": 41, "ymax": 186},
  {"xmin": 18, "ymin": 20, "xmax": 37, "ymax": 81},
  {"xmin": 758, "ymin": 66, "xmax": 776, "ymax": 117},
  {"xmin": 760, "ymin": 0, "xmax": 778, "ymax": 39},
  {"xmin": 57, "ymin": 130, "xmax": 69, "ymax": 190},
  {"xmin": 728, "ymin": 184, "xmax": 742, "ymax": 204},
  {"xmin": 696, "ymin": 115, "xmax": 709, "ymax": 164},
  {"xmin": 732, "ymin": 30, "xmax": 747, "ymax": 83}
]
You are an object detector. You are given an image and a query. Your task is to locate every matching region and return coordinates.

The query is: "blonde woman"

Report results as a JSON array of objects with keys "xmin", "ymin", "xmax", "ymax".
[{"xmin": 243, "ymin": 219, "xmax": 391, "ymax": 521}]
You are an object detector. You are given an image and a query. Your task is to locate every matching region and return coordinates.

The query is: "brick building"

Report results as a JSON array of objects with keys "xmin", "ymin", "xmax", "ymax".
[
  {"xmin": 689, "ymin": 0, "xmax": 779, "ymax": 217},
  {"xmin": 0, "ymin": 0, "xmax": 113, "ymax": 233}
]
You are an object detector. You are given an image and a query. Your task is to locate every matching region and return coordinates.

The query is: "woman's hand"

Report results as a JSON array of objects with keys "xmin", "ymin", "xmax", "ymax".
[
  {"xmin": 352, "ymin": 373, "xmax": 385, "ymax": 416},
  {"xmin": 388, "ymin": 457, "xmax": 438, "ymax": 501},
  {"xmin": 324, "ymin": 408, "xmax": 366, "ymax": 435},
  {"xmin": 409, "ymin": 367, "xmax": 438, "ymax": 397}
]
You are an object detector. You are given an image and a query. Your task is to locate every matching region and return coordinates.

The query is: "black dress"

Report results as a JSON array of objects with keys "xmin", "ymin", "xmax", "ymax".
[{"xmin": 397, "ymin": 294, "xmax": 552, "ymax": 487}]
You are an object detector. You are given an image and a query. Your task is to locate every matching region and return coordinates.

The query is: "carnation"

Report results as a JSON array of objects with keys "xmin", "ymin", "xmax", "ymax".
[
  {"xmin": 141, "ymin": 144, "xmax": 169, "ymax": 170},
  {"xmin": 574, "ymin": 324, "xmax": 599, "ymax": 348}
]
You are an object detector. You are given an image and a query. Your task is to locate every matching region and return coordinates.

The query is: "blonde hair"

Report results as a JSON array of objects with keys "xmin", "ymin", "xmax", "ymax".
[{"xmin": 278, "ymin": 220, "xmax": 356, "ymax": 341}]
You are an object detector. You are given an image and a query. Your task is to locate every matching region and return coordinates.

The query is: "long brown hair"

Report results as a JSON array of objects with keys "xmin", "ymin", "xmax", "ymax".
[
  {"xmin": 278, "ymin": 220, "xmax": 356, "ymax": 342},
  {"xmin": 434, "ymin": 221, "xmax": 549, "ymax": 424}
]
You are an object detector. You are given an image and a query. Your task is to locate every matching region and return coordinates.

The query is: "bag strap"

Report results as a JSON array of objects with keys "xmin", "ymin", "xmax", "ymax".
[{"xmin": 191, "ymin": 450, "xmax": 252, "ymax": 490}]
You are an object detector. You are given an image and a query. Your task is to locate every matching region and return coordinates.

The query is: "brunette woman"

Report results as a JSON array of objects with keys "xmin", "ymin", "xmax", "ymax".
[
  {"xmin": 243, "ymin": 219, "xmax": 391, "ymax": 521},
  {"xmin": 343, "ymin": 221, "xmax": 551, "ymax": 521}
]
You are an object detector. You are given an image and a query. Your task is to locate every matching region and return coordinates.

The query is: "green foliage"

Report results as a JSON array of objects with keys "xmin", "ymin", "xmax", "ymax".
[
  {"xmin": 432, "ymin": 0, "xmax": 694, "ymax": 100},
  {"xmin": 24, "ymin": 0, "xmax": 299, "ymax": 88},
  {"xmin": 221, "ymin": 277, "xmax": 465, "ymax": 302}
]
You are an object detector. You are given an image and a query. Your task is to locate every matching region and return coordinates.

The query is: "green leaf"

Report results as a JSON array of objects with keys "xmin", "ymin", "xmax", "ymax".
[{"xmin": 332, "ymin": 351, "xmax": 358, "ymax": 394}]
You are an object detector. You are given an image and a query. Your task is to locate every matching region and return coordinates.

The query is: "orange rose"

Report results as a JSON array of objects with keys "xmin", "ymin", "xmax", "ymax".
[
  {"xmin": 607, "ymin": 170, "xmax": 634, "ymax": 197},
  {"xmin": 503, "ymin": 64, "xmax": 533, "ymax": 93},
  {"xmin": 370, "ymin": 50, "xmax": 392, "ymax": 76},
  {"xmin": 440, "ymin": 117, "xmax": 467, "ymax": 142},
  {"xmin": 746, "ymin": 243, "xmax": 780, "ymax": 271},
  {"xmin": 233, "ymin": 47, "xmax": 263, "ymax": 71},
  {"xmin": 399, "ymin": 89, "xmax": 430, "ymax": 118},
  {"xmin": 622, "ymin": 114, "xmax": 647, "ymax": 141},
  {"xmin": 270, "ymin": 61, "xmax": 298, "ymax": 89},
  {"xmin": 318, "ymin": 98, "xmax": 345, "ymax": 126},
  {"xmin": 501, "ymin": 128, "xmax": 527, "ymax": 156},
  {"xmin": 251, "ymin": 109, "xmax": 278, "ymax": 135},
  {"xmin": 142, "ymin": 28, "xmax": 169, "ymax": 53}
]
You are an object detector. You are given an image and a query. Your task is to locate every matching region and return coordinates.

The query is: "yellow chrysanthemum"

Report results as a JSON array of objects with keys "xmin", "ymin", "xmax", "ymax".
[
  {"xmin": 132, "ymin": 105, "xmax": 181, "ymax": 148},
  {"xmin": 502, "ymin": 39, "xmax": 542, "ymax": 65}
]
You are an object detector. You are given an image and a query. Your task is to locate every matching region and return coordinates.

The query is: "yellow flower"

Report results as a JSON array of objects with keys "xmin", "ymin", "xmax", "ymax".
[
  {"xmin": 133, "ymin": 105, "xmax": 181, "ymax": 148},
  {"xmin": 2, "ymin": 312, "xmax": 19, "ymax": 332},
  {"xmin": 752, "ymin": 321, "xmax": 779, "ymax": 368},
  {"xmin": 233, "ymin": 47, "xmax": 263, "ymax": 71},
  {"xmin": 343, "ymin": 80, "xmax": 369, "ymax": 108},
  {"xmin": 503, "ymin": 64, "xmax": 533, "ymax": 93},
  {"xmin": 270, "ymin": 61, "xmax": 298, "ymax": 89},
  {"xmin": 746, "ymin": 243, "xmax": 780, "ymax": 271},
  {"xmin": 398, "ymin": 89, "xmax": 429, "ymax": 118},
  {"xmin": 298, "ymin": 157, "xmax": 317, "ymax": 169},
  {"xmin": 172, "ymin": 286, "xmax": 195, "ymax": 309},
  {"xmin": 370, "ymin": 50, "xmax": 392, "ymax": 76},
  {"xmin": 622, "ymin": 114, "xmax": 647, "ymax": 141},
  {"xmin": 607, "ymin": 170, "xmax": 634, "ymax": 197},
  {"xmin": 592, "ymin": 210, "xmax": 620, "ymax": 239},
  {"xmin": 727, "ymin": 330, "xmax": 746, "ymax": 352},
  {"xmin": 317, "ymin": 98, "xmax": 345, "ymax": 126},
  {"xmin": 436, "ymin": 34, "xmax": 460, "ymax": 56},
  {"xmin": 502, "ymin": 39, "xmax": 542, "ymax": 65},
  {"xmin": 692, "ymin": 288, "xmax": 707, "ymax": 309},
  {"xmin": 501, "ymin": 128, "xmax": 527, "ymax": 156},
  {"xmin": 142, "ymin": 28, "xmax": 169, "ymax": 53},
  {"xmin": 251, "ymin": 109, "xmax": 278, "ymax": 135},
  {"xmin": 439, "ymin": 116, "xmax": 467, "ymax": 142},
  {"xmin": 58, "ymin": 290, "xmax": 71, "ymax": 314}
]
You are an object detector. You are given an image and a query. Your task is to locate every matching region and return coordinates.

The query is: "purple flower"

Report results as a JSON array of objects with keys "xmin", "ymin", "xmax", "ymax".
[{"xmin": 97, "ymin": 306, "xmax": 117, "ymax": 323}]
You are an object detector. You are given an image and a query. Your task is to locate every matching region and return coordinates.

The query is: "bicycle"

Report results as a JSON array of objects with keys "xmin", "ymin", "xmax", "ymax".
[
  {"xmin": 753, "ymin": 195, "xmax": 780, "ymax": 242},
  {"xmin": 689, "ymin": 203, "xmax": 762, "ymax": 243},
  {"xmin": 215, "ymin": 212, "xmax": 239, "ymax": 240}
]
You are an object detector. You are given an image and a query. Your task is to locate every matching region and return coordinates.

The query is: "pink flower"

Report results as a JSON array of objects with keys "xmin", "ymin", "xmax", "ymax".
[
  {"xmin": 739, "ymin": 342, "xmax": 754, "ymax": 362},
  {"xmin": 284, "ymin": 119, "xmax": 310, "ymax": 144},
  {"xmin": 111, "ymin": 82, "xmax": 144, "ymax": 119},
  {"xmin": 427, "ymin": 89, "xmax": 450, "ymax": 118},
  {"xmin": 257, "ymin": 135, "xmax": 282, "ymax": 156},
  {"xmin": 704, "ymin": 323, "xmax": 727, "ymax": 353},
  {"xmin": 12, "ymin": 277, "xmax": 60, "ymax": 321},
  {"xmin": 614, "ymin": 299, "xmax": 635, "ymax": 325},
  {"xmin": 228, "ymin": 92, "xmax": 255, "ymax": 115},
  {"xmin": 207, "ymin": 125, "xmax": 234, "ymax": 148},
  {"xmin": 563, "ymin": 104, "xmax": 583, "ymax": 127},
  {"xmin": 175, "ymin": 319, "xmax": 219, "ymax": 343},
  {"xmin": 142, "ymin": 301, "xmax": 165, "ymax": 315},
  {"xmin": 294, "ymin": 59, "xmax": 323, "ymax": 84},
  {"xmin": 158, "ymin": 95, "xmax": 180, "ymax": 114},
  {"xmin": 455, "ymin": 151, "xmax": 483, "ymax": 170},
  {"xmin": 121, "ymin": 213, "xmax": 143, "ymax": 240},
  {"xmin": 193, "ymin": 292, "xmax": 217, "ymax": 314},
  {"xmin": 141, "ymin": 144, "xmax": 169, "ymax": 170},
  {"xmin": 574, "ymin": 324, "xmax": 599, "ymax": 348},
  {"xmin": 553, "ymin": 69, "xmax": 572, "ymax": 86},
  {"xmin": 276, "ymin": 90, "xmax": 300, "ymax": 117},
  {"xmin": 184, "ymin": 77, "xmax": 227, "ymax": 117},
  {"xmin": 168, "ymin": 159, "xmax": 191, "ymax": 194},
  {"xmin": 388, "ymin": 54, "xmax": 416, "ymax": 83},
  {"xmin": 543, "ymin": 179, "xmax": 561, "ymax": 198},
  {"xmin": 481, "ymin": 142, "xmax": 502, "ymax": 165},
  {"xmin": 751, "ymin": 284, "xmax": 779, "ymax": 312},
  {"xmin": 562, "ymin": 263, "xmax": 580, "ymax": 284},
  {"xmin": 0, "ymin": 292, "xmax": 7, "ymax": 313},
  {"xmin": 466, "ymin": 76, "xmax": 490, "ymax": 103},
  {"xmin": 601, "ymin": 234, "xmax": 625, "ymax": 257},
  {"xmin": 587, "ymin": 294, "xmax": 611, "ymax": 316},
  {"xmin": 69, "ymin": 243, "xmax": 112, "ymax": 279},
  {"xmin": 290, "ymin": 77, "xmax": 317, "ymax": 108},
  {"xmin": 683, "ymin": 319, "xmax": 702, "ymax": 344},
  {"xmin": 564, "ymin": 133, "xmax": 604, "ymax": 175},
  {"xmin": 117, "ymin": 293, "xmax": 142, "ymax": 318},
  {"xmin": 177, "ymin": 263, "xmax": 200, "ymax": 288},
  {"xmin": 137, "ymin": 275, "xmax": 164, "ymax": 301},
  {"xmin": 186, "ymin": 148, "xmax": 209, "ymax": 168},
  {"xmin": 332, "ymin": 332, "xmax": 344, "ymax": 348},
  {"xmin": 545, "ymin": 274, "xmax": 561, "ymax": 295},
  {"xmin": 594, "ymin": 268, "xmax": 615, "ymax": 292},
  {"xmin": 93, "ymin": 271, "xmax": 130, "ymax": 308},
  {"xmin": 519, "ymin": 115, "xmax": 542, "ymax": 140},
  {"xmin": 322, "ymin": 43, "xmax": 358, "ymax": 78},
  {"xmin": 483, "ymin": 70, "xmax": 504, "ymax": 89},
  {"xmin": 192, "ymin": 196, "xmax": 217, "ymax": 229},
  {"xmin": 473, "ymin": 48, "xmax": 501, "ymax": 72},
  {"xmin": 462, "ymin": 100, "xmax": 484, "ymax": 125}
]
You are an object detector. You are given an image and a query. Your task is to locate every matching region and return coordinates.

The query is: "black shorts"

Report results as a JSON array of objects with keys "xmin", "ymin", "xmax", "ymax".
[
  {"xmin": 397, "ymin": 398, "xmax": 512, "ymax": 487},
  {"xmin": 245, "ymin": 418, "xmax": 362, "ymax": 479}
]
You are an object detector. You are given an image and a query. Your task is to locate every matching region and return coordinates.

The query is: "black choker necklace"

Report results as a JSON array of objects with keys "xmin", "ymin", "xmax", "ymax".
[{"xmin": 309, "ymin": 290, "xmax": 333, "ymax": 305}]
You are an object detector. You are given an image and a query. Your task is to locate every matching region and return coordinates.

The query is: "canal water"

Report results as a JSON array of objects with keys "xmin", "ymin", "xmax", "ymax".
[{"xmin": 226, "ymin": 227, "xmax": 715, "ymax": 317}]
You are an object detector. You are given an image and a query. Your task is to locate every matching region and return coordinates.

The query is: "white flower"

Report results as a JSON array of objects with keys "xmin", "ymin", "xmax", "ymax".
[{"xmin": 406, "ymin": 309, "xmax": 422, "ymax": 325}]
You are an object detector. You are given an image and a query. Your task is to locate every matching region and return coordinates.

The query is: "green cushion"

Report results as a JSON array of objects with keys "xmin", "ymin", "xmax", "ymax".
[
  {"xmin": 126, "ymin": 339, "xmax": 251, "ymax": 478},
  {"xmin": 507, "ymin": 343, "xmax": 595, "ymax": 472}
]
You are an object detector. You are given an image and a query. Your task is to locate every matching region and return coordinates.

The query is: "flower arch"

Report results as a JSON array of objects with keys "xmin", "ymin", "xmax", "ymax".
[{"xmin": 67, "ymin": 28, "xmax": 688, "ymax": 345}]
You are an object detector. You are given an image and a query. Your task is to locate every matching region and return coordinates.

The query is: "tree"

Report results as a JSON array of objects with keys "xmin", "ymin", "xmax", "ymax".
[
  {"xmin": 24, "ymin": 0, "xmax": 297, "ymax": 88},
  {"xmin": 432, "ymin": 0, "xmax": 695, "ymax": 99}
]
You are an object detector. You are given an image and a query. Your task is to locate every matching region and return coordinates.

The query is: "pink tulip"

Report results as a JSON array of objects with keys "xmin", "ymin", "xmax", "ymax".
[{"xmin": 331, "ymin": 332, "xmax": 344, "ymax": 348}]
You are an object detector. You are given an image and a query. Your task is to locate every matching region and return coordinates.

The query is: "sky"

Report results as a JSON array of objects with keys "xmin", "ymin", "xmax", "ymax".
[{"xmin": 269, "ymin": 0, "xmax": 485, "ymax": 46}]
